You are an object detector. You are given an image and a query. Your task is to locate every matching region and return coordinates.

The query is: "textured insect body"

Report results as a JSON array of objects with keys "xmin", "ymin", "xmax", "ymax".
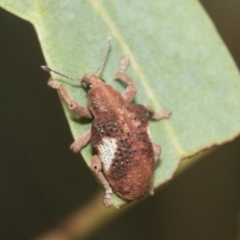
[
  {"xmin": 42, "ymin": 37, "xmax": 171, "ymax": 207},
  {"xmin": 86, "ymin": 75, "xmax": 155, "ymax": 200}
]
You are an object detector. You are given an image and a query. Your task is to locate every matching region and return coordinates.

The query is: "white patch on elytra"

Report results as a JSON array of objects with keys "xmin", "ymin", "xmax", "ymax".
[{"xmin": 98, "ymin": 138, "xmax": 117, "ymax": 171}]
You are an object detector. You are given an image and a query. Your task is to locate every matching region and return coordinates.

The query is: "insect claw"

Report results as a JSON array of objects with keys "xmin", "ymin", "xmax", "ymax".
[{"xmin": 104, "ymin": 195, "xmax": 112, "ymax": 208}]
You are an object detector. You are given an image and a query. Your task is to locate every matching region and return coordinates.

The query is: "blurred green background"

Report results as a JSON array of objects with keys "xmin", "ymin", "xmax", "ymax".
[{"xmin": 0, "ymin": 1, "xmax": 240, "ymax": 240}]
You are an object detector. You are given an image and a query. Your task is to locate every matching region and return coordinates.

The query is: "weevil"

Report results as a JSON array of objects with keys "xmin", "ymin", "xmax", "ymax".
[{"xmin": 41, "ymin": 37, "xmax": 171, "ymax": 207}]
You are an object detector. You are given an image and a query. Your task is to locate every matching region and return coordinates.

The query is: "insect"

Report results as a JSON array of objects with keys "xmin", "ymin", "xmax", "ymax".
[{"xmin": 41, "ymin": 37, "xmax": 171, "ymax": 207}]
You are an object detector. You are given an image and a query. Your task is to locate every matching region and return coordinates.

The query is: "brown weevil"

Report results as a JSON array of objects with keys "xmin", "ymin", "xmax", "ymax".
[{"xmin": 41, "ymin": 37, "xmax": 171, "ymax": 207}]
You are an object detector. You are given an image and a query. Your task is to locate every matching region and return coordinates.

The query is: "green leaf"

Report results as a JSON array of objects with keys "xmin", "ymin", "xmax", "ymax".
[{"xmin": 1, "ymin": 0, "xmax": 240, "ymax": 208}]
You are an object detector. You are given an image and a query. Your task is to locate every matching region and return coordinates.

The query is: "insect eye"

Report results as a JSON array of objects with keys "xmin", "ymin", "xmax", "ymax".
[
  {"xmin": 82, "ymin": 79, "xmax": 92, "ymax": 91},
  {"xmin": 86, "ymin": 83, "xmax": 92, "ymax": 91}
]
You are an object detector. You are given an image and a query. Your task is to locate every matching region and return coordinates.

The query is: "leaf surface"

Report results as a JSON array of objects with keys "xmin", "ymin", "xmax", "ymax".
[{"xmin": 1, "ymin": 0, "xmax": 240, "ymax": 207}]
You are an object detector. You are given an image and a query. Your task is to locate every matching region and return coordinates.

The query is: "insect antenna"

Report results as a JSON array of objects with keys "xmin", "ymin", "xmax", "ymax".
[
  {"xmin": 42, "ymin": 36, "xmax": 112, "ymax": 79},
  {"xmin": 41, "ymin": 66, "xmax": 78, "ymax": 81},
  {"xmin": 95, "ymin": 36, "xmax": 112, "ymax": 77}
]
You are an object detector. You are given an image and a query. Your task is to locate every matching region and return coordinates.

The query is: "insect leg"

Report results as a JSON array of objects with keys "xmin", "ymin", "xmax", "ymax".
[
  {"xmin": 152, "ymin": 143, "xmax": 162, "ymax": 163},
  {"xmin": 70, "ymin": 130, "xmax": 91, "ymax": 153},
  {"xmin": 115, "ymin": 56, "xmax": 137, "ymax": 102},
  {"xmin": 146, "ymin": 105, "xmax": 171, "ymax": 120},
  {"xmin": 91, "ymin": 155, "xmax": 113, "ymax": 208},
  {"xmin": 149, "ymin": 143, "xmax": 162, "ymax": 196},
  {"xmin": 48, "ymin": 78, "xmax": 92, "ymax": 119}
]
